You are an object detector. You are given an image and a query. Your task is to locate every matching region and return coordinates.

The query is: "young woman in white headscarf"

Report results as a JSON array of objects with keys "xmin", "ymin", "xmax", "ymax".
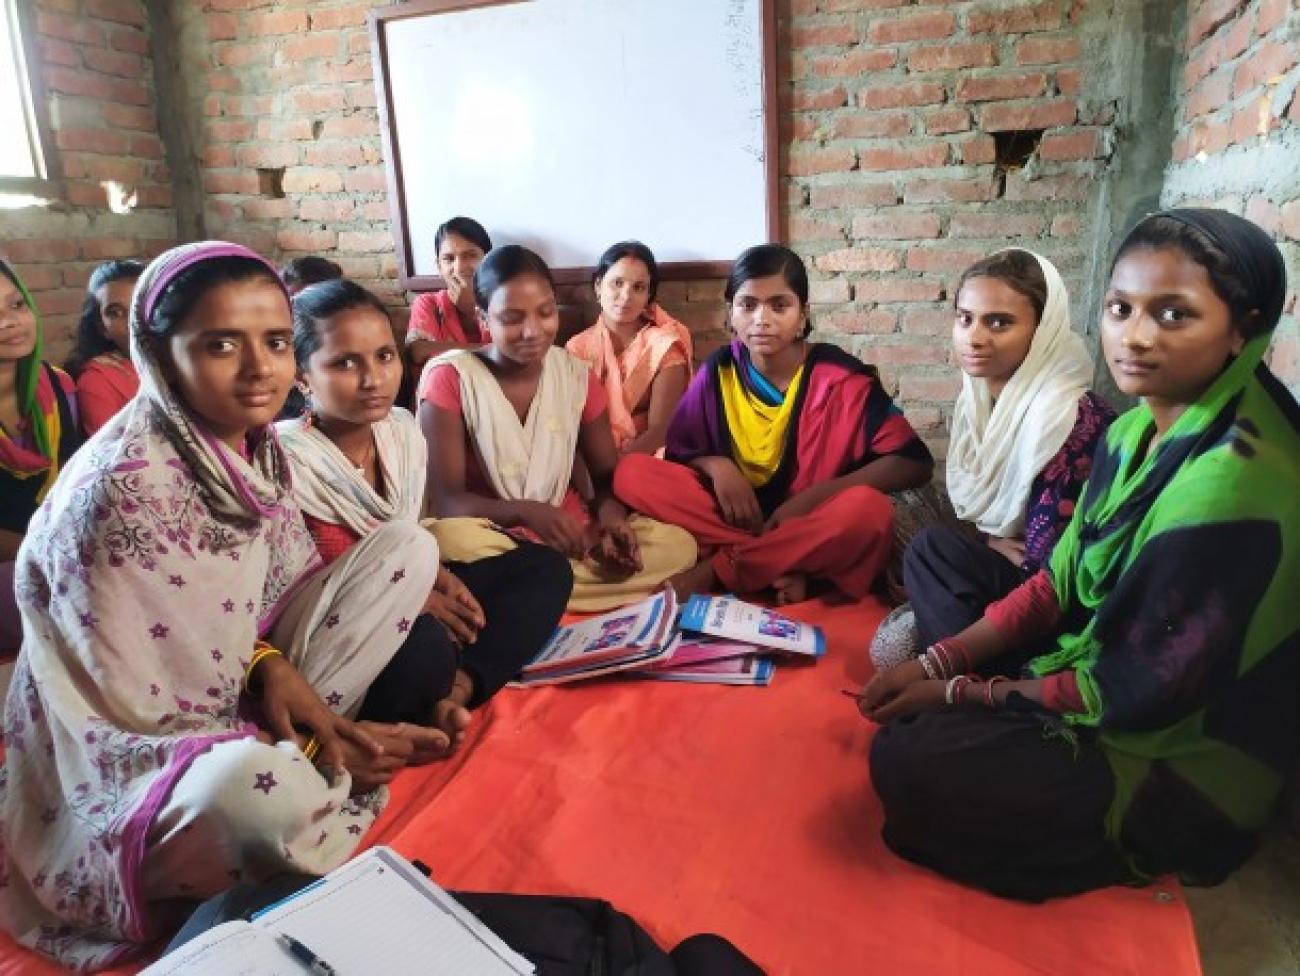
[{"xmin": 871, "ymin": 249, "xmax": 1114, "ymax": 669}]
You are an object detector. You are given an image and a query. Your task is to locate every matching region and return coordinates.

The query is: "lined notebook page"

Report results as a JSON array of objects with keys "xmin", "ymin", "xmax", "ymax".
[
  {"xmin": 256, "ymin": 851, "xmax": 531, "ymax": 975},
  {"xmin": 139, "ymin": 922, "xmax": 297, "ymax": 976}
]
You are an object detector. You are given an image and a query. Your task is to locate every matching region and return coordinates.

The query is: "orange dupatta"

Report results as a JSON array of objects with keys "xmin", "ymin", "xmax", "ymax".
[{"xmin": 565, "ymin": 304, "xmax": 692, "ymax": 449}]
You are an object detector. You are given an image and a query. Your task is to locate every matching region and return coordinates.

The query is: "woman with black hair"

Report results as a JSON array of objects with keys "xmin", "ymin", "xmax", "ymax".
[
  {"xmin": 406, "ymin": 215, "xmax": 493, "ymax": 370},
  {"xmin": 862, "ymin": 209, "xmax": 1300, "ymax": 901},
  {"xmin": 0, "ymin": 243, "xmax": 448, "ymax": 968},
  {"xmin": 68, "ymin": 258, "xmax": 145, "ymax": 435},
  {"xmin": 615, "ymin": 244, "xmax": 933, "ymax": 605},
  {"xmin": 565, "ymin": 241, "xmax": 693, "ymax": 455}
]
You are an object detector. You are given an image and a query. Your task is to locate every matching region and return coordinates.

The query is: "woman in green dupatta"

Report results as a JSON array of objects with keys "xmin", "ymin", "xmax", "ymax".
[{"xmin": 859, "ymin": 209, "xmax": 1299, "ymax": 901}]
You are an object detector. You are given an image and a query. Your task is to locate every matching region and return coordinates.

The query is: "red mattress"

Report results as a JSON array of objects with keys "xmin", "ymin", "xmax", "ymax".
[{"xmin": 0, "ymin": 595, "xmax": 1201, "ymax": 975}]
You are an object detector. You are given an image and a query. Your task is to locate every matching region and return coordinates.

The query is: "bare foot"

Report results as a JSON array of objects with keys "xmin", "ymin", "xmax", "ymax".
[
  {"xmin": 669, "ymin": 559, "xmax": 717, "ymax": 602},
  {"xmin": 773, "ymin": 573, "xmax": 808, "ymax": 606},
  {"xmin": 425, "ymin": 697, "xmax": 472, "ymax": 760}
]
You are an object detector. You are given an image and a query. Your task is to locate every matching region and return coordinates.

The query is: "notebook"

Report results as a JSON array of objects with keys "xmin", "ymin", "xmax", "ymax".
[{"xmin": 140, "ymin": 847, "xmax": 534, "ymax": 976}]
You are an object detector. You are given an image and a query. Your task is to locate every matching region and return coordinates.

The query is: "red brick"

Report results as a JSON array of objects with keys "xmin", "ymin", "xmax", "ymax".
[
  {"xmin": 830, "ymin": 111, "xmax": 913, "ymax": 139},
  {"xmin": 82, "ymin": 48, "xmax": 141, "ymax": 78},
  {"xmin": 969, "ymin": 2, "xmax": 1064, "ymax": 35},
  {"xmin": 956, "ymin": 71, "xmax": 1048, "ymax": 102},
  {"xmin": 237, "ymin": 144, "xmax": 300, "ymax": 169},
  {"xmin": 802, "ymin": 48, "xmax": 898, "ymax": 78},
  {"xmin": 863, "ymin": 339, "xmax": 948, "ymax": 364},
  {"xmin": 1229, "ymin": 103, "xmax": 1267, "ymax": 144},
  {"xmin": 949, "ymin": 213, "xmax": 1046, "ymax": 238},
  {"xmin": 860, "ymin": 142, "xmax": 950, "ymax": 171},
  {"xmin": 905, "ymin": 247, "xmax": 985, "ymax": 273},
  {"xmin": 283, "ymin": 33, "xmax": 342, "ymax": 61},
  {"xmin": 791, "ymin": 21, "xmax": 859, "ymax": 47},
  {"xmin": 206, "ymin": 118, "xmax": 254, "ymax": 142},
  {"xmin": 1015, "ymin": 35, "xmax": 1081, "ymax": 64},
  {"xmin": 37, "ymin": 11, "xmax": 105, "ymax": 46},
  {"xmin": 1256, "ymin": 0, "xmax": 1288, "ymax": 36},
  {"xmin": 980, "ymin": 98, "xmax": 1076, "ymax": 130},
  {"xmin": 1244, "ymin": 195, "xmax": 1282, "ymax": 235},
  {"xmin": 338, "ymin": 231, "xmax": 393, "ymax": 253},
  {"xmin": 321, "ymin": 115, "xmax": 379, "ymax": 139},
  {"xmin": 1183, "ymin": 37, "xmax": 1222, "ymax": 89},
  {"xmin": 0, "ymin": 239, "xmax": 79, "ymax": 263},
  {"xmin": 203, "ymin": 170, "xmax": 261, "ymax": 194},
  {"xmin": 822, "ymin": 0, "xmax": 910, "ymax": 8},
  {"xmin": 282, "ymin": 168, "xmax": 346, "ymax": 194},
  {"xmin": 867, "ymin": 10, "xmax": 955, "ymax": 43},
  {"xmin": 900, "ymin": 372, "xmax": 961, "ymax": 399},
  {"xmin": 206, "ymin": 70, "xmax": 240, "ymax": 92},
  {"xmin": 55, "ymin": 127, "xmax": 130, "ymax": 154},
  {"xmin": 136, "ymin": 184, "xmax": 173, "ymax": 209},
  {"xmin": 80, "ymin": 155, "xmax": 147, "ymax": 183},
  {"xmin": 1189, "ymin": 119, "xmax": 1232, "ymax": 155},
  {"xmin": 814, "ymin": 248, "xmax": 902, "ymax": 273},
  {"xmin": 1281, "ymin": 200, "xmax": 1300, "ymax": 241},
  {"xmin": 216, "ymin": 41, "xmax": 277, "ymax": 68},
  {"xmin": 309, "ymin": 7, "xmax": 370, "ymax": 29},
  {"xmin": 101, "ymin": 101, "xmax": 156, "ymax": 131},
  {"xmin": 789, "ymin": 214, "xmax": 846, "ymax": 241},
  {"xmin": 1056, "ymin": 67, "xmax": 1082, "ymax": 94},
  {"xmin": 1233, "ymin": 41, "xmax": 1296, "ymax": 99},
  {"xmin": 79, "ymin": 238, "xmax": 141, "ymax": 261},
  {"xmin": 1187, "ymin": 0, "xmax": 1246, "ymax": 48},
  {"xmin": 289, "ymin": 87, "xmax": 349, "ymax": 114},
  {"xmin": 957, "ymin": 134, "xmax": 997, "ymax": 163},
  {"xmin": 809, "ymin": 279, "xmax": 852, "ymax": 304},
  {"xmin": 791, "ymin": 86, "xmax": 849, "ymax": 111},
  {"xmin": 852, "ymin": 212, "xmax": 942, "ymax": 239},
  {"xmin": 248, "ymin": 9, "xmax": 308, "ymax": 35},
  {"xmin": 85, "ymin": 0, "xmax": 145, "ymax": 26},
  {"xmin": 908, "ymin": 41, "xmax": 997, "ymax": 72},
  {"xmin": 1003, "ymin": 173, "xmax": 1090, "ymax": 201},
  {"xmin": 1039, "ymin": 128, "xmax": 1100, "ymax": 160},
  {"xmin": 822, "ymin": 309, "xmax": 899, "ymax": 334},
  {"xmin": 1220, "ymin": 7, "xmax": 1254, "ymax": 59},
  {"xmin": 922, "ymin": 107, "xmax": 971, "ymax": 134},
  {"xmin": 809, "ymin": 182, "xmax": 900, "ymax": 209},
  {"xmin": 40, "ymin": 37, "xmax": 81, "ymax": 67},
  {"xmin": 854, "ymin": 278, "xmax": 946, "ymax": 304},
  {"xmin": 1051, "ymin": 214, "xmax": 1082, "ymax": 236},
  {"xmin": 43, "ymin": 66, "xmax": 100, "ymax": 98},
  {"xmin": 277, "ymin": 228, "xmax": 339, "ymax": 252},
  {"xmin": 1186, "ymin": 67, "xmax": 1232, "ymax": 118},
  {"xmin": 200, "ymin": 144, "xmax": 235, "ymax": 168},
  {"xmin": 346, "ymin": 84, "xmax": 377, "ymax": 110},
  {"xmin": 298, "ymin": 197, "xmax": 357, "ymax": 222},
  {"xmin": 788, "ymin": 146, "xmax": 857, "ymax": 176},
  {"xmin": 205, "ymin": 13, "xmax": 238, "ymax": 41},
  {"xmin": 858, "ymin": 80, "xmax": 946, "ymax": 109},
  {"xmin": 344, "ymin": 168, "xmax": 388, "ymax": 193},
  {"xmin": 904, "ymin": 177, "xmax": 999, "ymax": 203},
  {"xmin": 905, "ymin": 406, "xmax": 944, "ymax": 430}
]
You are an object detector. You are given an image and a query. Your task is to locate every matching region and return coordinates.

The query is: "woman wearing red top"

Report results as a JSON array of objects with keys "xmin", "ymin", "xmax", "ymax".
[
  {"xmin": 67, "ymin": 259, "xmax": 143, "ymax": 436},
  {"xmin": 406, "ymin": 216, "xmax": 493, "ymax": 373}
]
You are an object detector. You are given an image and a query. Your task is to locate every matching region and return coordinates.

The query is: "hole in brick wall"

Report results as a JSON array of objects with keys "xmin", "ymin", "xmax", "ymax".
[
  {"xmin": 257, "ymin": 168, "xmax": 285, "ymax": 199},
  {"xmin": 993, "ymin": 129, "xmax": 1044, "ymax": 171},
  {"xmin": 312, "ymin": 120, "xmax": 324, "ymax": 139}
]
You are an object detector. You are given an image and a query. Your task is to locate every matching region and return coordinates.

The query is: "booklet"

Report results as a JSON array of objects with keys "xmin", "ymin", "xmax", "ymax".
[
  {"xmin": 141, "ymin": 848, "xmax": 533, "ymax": 976},
  {"xmin": 678, "ymin": 595, "xmax": 826, "ymax": 658},
  {"xmin": 640, "ymin": 653, "xmax": 775, "ymax": 686}
]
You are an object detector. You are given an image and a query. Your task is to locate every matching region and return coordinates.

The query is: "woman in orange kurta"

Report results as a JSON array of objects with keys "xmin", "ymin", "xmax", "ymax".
[
  {"xmin": 67, "ymin": 259, "xmax": 144, "ymax": 436},
  {"xmin": 566, "ymin": 241, "xmax": 692, "ymax": 455}
]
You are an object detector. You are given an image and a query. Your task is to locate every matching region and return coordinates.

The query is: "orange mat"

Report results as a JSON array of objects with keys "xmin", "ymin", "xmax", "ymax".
[{"xmin": 0, "ymin": 595, "xmax": 1201, "ymax": 975}]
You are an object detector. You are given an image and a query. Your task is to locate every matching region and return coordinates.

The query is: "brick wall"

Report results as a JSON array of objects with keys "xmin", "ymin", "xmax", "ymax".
[
  {"xmin": 1163, "ymin": 0, "xmax": 1299, "ymax": 392},
  {"xmin": 0, "ymin": 0, "xmax": 174, "ymax": 363}
]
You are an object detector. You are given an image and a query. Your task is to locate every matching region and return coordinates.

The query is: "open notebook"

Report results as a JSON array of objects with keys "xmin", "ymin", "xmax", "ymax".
[{"xmin": 141, "ymin": 847, "xmax": 534, "ymax": 975}]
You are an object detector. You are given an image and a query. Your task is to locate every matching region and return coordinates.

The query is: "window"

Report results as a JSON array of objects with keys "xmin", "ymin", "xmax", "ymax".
[{"xmin": 0, "ymin": 0, "xmax": 58, "ymax": 195}]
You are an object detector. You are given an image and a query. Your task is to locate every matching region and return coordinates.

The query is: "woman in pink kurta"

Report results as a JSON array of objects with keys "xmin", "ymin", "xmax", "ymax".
[{"xmin": 67, "ymin": 260, "xmax": 144, "ymax": 436}]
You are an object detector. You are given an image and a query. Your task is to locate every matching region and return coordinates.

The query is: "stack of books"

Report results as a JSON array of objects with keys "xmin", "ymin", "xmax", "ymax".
[{"xmin": 515, "ymin": 592, "xmax": 826, "ymax": 688}]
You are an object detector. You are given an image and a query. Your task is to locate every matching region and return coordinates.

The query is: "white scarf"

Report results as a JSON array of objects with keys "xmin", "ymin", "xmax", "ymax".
[
  {"xmin": 946, "ymin": 250, "xmax": 1096, "ymax": 538},
  {"xmin": 278, "ymin": 408, "xmax": 427, "ymax": 534},
  {"xmin": 441, "ymin": 347, "xmax": 588, "ymax": 508}
]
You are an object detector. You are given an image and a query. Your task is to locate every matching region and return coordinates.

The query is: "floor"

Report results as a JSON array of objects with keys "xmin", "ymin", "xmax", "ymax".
[{"xmin": 1186, "ymin": 823, "xmax": 1300, "ymax": 976}]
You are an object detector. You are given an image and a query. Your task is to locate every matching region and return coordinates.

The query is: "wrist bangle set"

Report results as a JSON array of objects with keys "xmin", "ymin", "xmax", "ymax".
[{"xmin": 923, "ymin": 640, "xmax": 1008, "ymax": 710}]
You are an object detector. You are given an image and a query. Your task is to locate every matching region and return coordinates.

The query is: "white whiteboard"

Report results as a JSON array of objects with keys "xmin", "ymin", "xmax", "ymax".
[{"xmin": 374, "ymin": 0, "xmax": 773, "ymax": 284}]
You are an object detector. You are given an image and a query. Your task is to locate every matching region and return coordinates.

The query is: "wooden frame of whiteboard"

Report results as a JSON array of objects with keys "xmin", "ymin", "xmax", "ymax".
[{"xmin": 369, "ymin": 0, "xmax": 780, "ymax": 290}]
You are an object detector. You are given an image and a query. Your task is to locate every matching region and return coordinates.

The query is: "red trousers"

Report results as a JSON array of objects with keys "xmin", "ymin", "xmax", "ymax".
[{"xmin": 613, "ymin": 454, "xmax": 894, "ymax": 598}]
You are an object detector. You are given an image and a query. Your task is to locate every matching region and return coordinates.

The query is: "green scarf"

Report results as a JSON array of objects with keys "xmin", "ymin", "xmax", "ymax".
[{"xmin": 1030, "ymin": 332, "xmax": 1300, "ymax": 878}]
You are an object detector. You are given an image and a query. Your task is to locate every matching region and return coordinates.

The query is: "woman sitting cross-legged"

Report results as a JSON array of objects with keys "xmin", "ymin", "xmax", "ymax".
[
  {"xmin": 615, "ymin": 244, "xmax": 933, "ymax": 605},
  {"xmin": 862, "ymin": 209, "xmax": 1300, "ymax": 901},
  {"xmin": 417, "ymin": 244, "xmax": 696, "ymax": 612},
  {"xmin": 279, "ymin": 279, "xmax": 573, "ymax": 749},
  {"xmin": 870, "ymin": 249, "xmax": 1115, "ymax": 669},
  {"xmin": 0, "ymin": 243, "xmax": 457, "ymax": 969}
]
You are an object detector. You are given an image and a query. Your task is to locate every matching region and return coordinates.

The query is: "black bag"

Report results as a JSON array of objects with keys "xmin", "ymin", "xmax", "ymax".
[{"xmin": 165, "ymin": 875, "xmax": 764, "ymax": 976}]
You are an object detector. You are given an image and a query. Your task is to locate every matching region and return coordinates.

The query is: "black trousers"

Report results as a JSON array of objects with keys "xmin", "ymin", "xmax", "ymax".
[
  {"xmin": 903, "ymin": 524, "xmax": 1027, "ymax": 649},
  {"xmin": 358, "ymin": 542, "xmax": 573, "ymax": 724}
]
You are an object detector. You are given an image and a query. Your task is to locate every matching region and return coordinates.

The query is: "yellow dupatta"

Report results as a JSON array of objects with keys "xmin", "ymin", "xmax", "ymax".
[{"xmin": 718, "ymin": 360, "xmax": 805, "ymax": 486}]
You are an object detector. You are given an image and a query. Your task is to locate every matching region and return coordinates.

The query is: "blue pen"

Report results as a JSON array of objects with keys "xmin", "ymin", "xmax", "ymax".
[{"xmin": 278, "ymin": 933, "xmax": 339, "ymax": 976}]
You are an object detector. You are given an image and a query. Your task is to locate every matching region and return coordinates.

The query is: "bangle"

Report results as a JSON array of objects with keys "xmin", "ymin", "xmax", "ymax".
[
  {"xmin": 302, "ymin": 735, "xmax": 321, "ymax": 762},
  {"xmin": 919, "ymin": 652, "xmax": 938, "ymax": 680},
  {"xmin": 984, "ymin": 675, "xmax": 1008, "ymax": 710},
  {"xmin": 931, "ymin": 644, "xmax": 950, "ymax": 680},
  {"xmin": 944, "ymin": 675, "xmax": 974, "ymax": 706},
  {"xmin": 946, "ymin": 638, "xmax": 971, "ymax": 673},
  {"xmin": 243, "ymin": 642, "xmax": 283, "ymax": 693}
]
